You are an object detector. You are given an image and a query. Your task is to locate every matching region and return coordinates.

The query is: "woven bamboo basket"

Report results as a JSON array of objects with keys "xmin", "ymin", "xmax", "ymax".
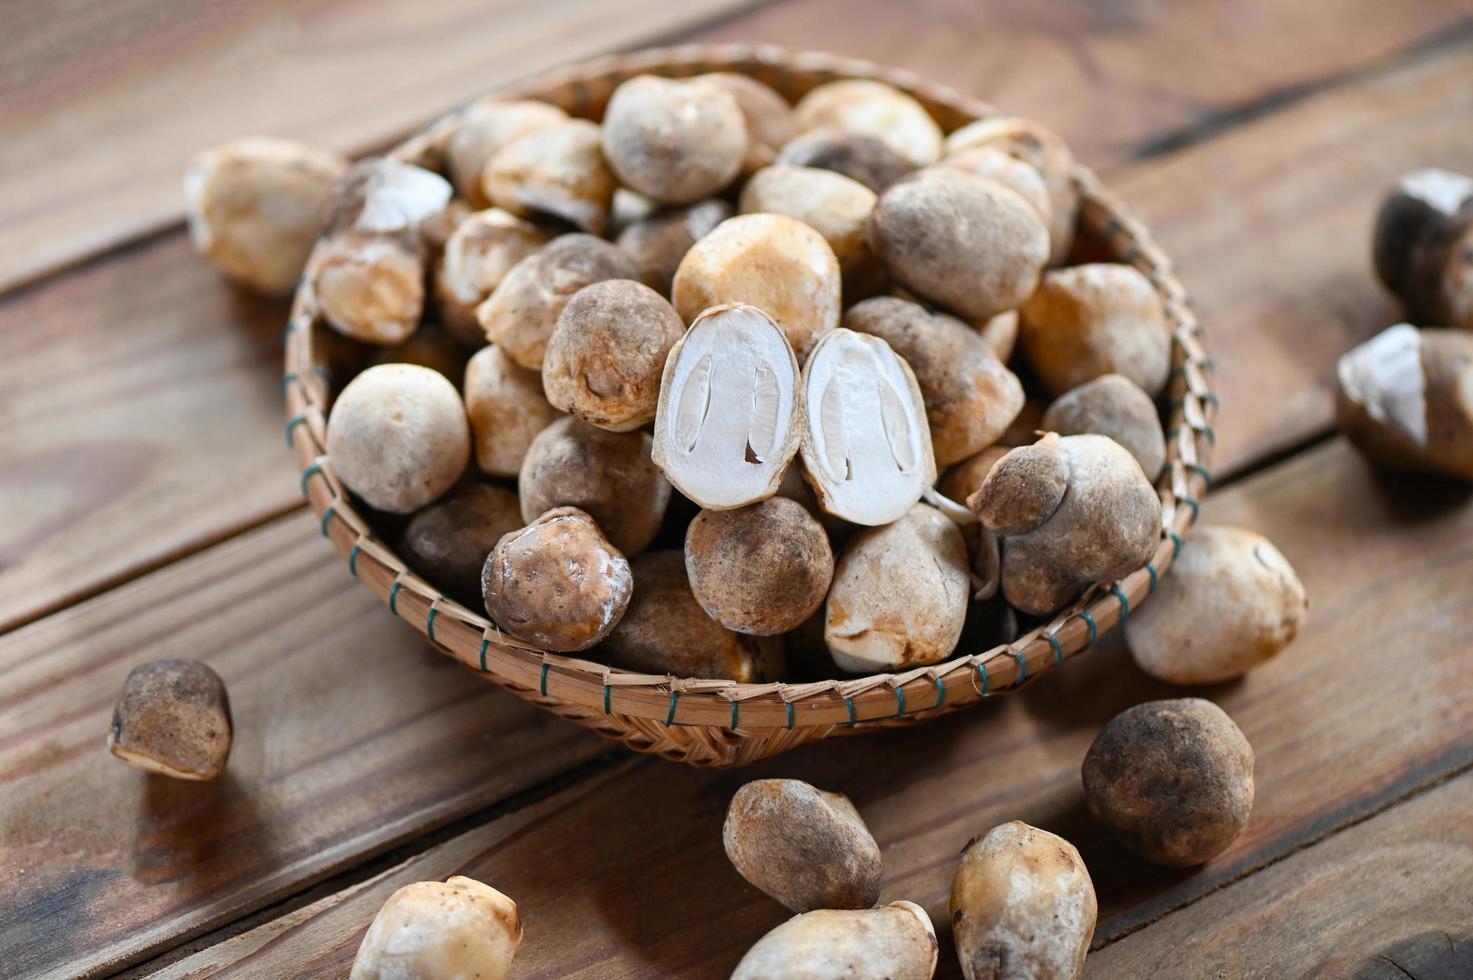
[{"xmin": 283, "ymin": 44, "xmax": 1216, "ymax": 767}]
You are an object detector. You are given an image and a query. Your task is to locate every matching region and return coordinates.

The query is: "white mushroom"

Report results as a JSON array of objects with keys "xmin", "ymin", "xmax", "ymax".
[
  {"xmin": 441, "ymin": 98, "xmax": 569, "ymax": 206},
  {"xmin": 732, "ymin": 901, "xmax": 938, "ymax": 980},
  {"xmin": 483, "ymin": 119, "xmax": 614, "ymax": 234},
  {"xmin": 350, "ymin": 876, "xmax": 521, "ymax": 980}
]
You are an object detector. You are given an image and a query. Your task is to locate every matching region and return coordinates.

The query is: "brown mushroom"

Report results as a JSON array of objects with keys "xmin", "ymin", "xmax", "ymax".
[
  {"xmin": 401, "ymin": 484, "xmax": 524, "ymax": 601},
  {"xmin": 108, "ymin": 659, "xmax": 232, "ymax": 781},
  {"xmin": 1373, "ymin": 167, "xmax": 1473, "ymax": 329},
  {"xmin": 775, "ymin": 127, "xmax": 915, "ymax": 192},
  {"xmin": 1041, "ymin": 373, "xmax": 1166, "ymax": 479},
  {"xmin": 794, "ymin": 79, "xmax": 942, "ymax": 167},
  {"xmin": 616, "ymin": 198, "xmax": 733, "ymax": 295}
]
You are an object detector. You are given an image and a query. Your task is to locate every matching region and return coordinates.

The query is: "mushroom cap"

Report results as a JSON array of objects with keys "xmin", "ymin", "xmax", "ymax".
[
  {"xmin": 1126, "ymin": 526, "xmax": 1307, "ymax": 685},
  {"xmin": 697, "ymin": 72, "xmax": 798, "ymax": 174},
  {"xmin": 937, "ymin": 145, "xmax": 1052, "ymax": 225},
  {"xmin": 442, "ymin": 98, "xmax": 568, "ymax": 205},
  {"xmin": 108, "ymin": 658, "xmax": 232, "ymax": 781},
  {"xmin": 313, "ymin": 231, "xmax": 426, "ymax": 346},
  {"xmin": 685, "ymin": 497, "xmax": 835, "ymax": 636},
  {"xmin": 401, "ymin": 484, "xmax": 524, "ymax": 603},
  {"xmin": 433, "ymin": 208, "xmax": 550, "ymax": 345},
  {"xmin": 482, "ymin": 506, "xmax": 632, "ymax": 652},
  {"xmin": 483, "ymin": 118, "xmax": 614, "ymax": 234},
  {"xmin": 739, "ymin": 164, "xmax": 882, "ymax": 296},
  {"xmin": 463, "ymin": 343, "xmax": 560, "ymax": 479},
  {"xmin": 615, "ymin": 198, "xmax": 733, "ymax": 295},
  {"xmin": 793, "ymin": 79, "xmax": 942, "ymax": 167},
  {"xmin": 324, "ymin": 157, "xmax": 452, "ymax": 237},
  {"xmin": 1041, "ymin": 373, "xmax": 1166, "ymax": 480},
  {"xmin": 969, "ymin": 434, "xmax": 1070, "ymax": 536},
  {"xmin": 349, "ymin": 876, "xmax": 521, "ymax": 980},
  {"xmin": 723, "ymin": 778, "xmax": 882, "ymax": 912},
  {"xmin": 326, "ymin": 364, "xmax": 470, "ymax": 514},
  {"xmin": 775, "ymin": 127, "xmax": 915, "ymax": 192},
  {"xmin": 601, "ymin": 74, "xmax": 748, "ymax": 205},
  {"xmin": 1083, "ymin": 698, "xmax": 1255, "ymax": 867},
  {"xmin": 732, "ymin": 902, "xmax": 938, "ymax": 980}
]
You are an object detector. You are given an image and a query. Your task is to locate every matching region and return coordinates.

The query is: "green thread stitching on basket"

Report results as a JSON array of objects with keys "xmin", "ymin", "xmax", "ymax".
[
  {"xmin": 479, "ymin": 638, "xmax": 489, "ymax": 672},
  {"xmin": 977, "ymin": 662, "xmax": 990, "ymax": 695},
  {"xmin": 729, "ymin": 699, "xmax": 738, "ymax": 728},
  {"xmin": 1147, "ymin": 562, "xmax": 1159, "ymax": 592},
  {"xmin": 1081, "ymin": 610, "xmax": 1098, "ymax": 644},
  {"xmin": 1112, "ymin": 585, "xmax": 1131, "ymax": 622},
  {"xmin": 320, "ymin": 507, "xmax": 335, "ymax": 538},
  {"xmin": 1047, "ymin": 635, "xmax": 1063, "ymax": 665},
  {"xmin": 426, "ymin": 608, "xmax": 438, "ymax": 644},
  {"xmin": 1170, "ymin": 531, "xmax": 1183, "ymax": 559},
  {"xmin": 286, "ymin": 413, "xmax": 308, "ymax": 447},
  {"xmin": 388, "ymin": 582, "xmax": 402, "ymax": 615},
  {"xmin": 348, "ymin": 544, "xmax": 361, "ymax": 577},
  {"xmin": 1180, "ymin": 495, "xmax": 1200, "ymax": 524},
  {"xmin": 604, "ymin": 684, "xmax": 612, "ymax": 714},
  {"xmin": 786, "ymin": 701, "xmax": 795, "ymax": 730},
  {"xmin": 931, "ymin": 675, "xmax": 944, "ymax": 710},
  {"xmin": 282, "ymin": 372, "xmax": 298, "ymax": 395},
  {"xmin": 540, "ymin": 663, "xmax": 550, "ymax": 697},
  {"xmin": 845, "ymin": 695, "xmax": 858, "ymax": 725},
  {"xmin": 300, "ymin": 461, "xmax": 325, "ymax": 497},
  {"xmin": 1011, "ymin": 650, "xmax": 1028, "ymax": 683},
  {"xmin": 1189, "ymin": 463, "xmax": 1213, "ymax": 490},
  {"xmin": 895, "ymin": 686, "xmax": 906, "ymax": 716},
  {"xmin": 666, "ymin": 691, "xmax": 679, "ymax": 725}
]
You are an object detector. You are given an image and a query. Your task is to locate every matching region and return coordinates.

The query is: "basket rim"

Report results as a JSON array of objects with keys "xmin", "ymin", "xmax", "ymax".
[{"xmin": 283, "ymin": 43, "xmax": 1216, "ymax": 734}]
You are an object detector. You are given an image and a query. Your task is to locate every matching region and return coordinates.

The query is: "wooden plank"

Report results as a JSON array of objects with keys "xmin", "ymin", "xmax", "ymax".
[
  {"xmin": 151, "ymin": 439, "xmax": 1473, "ymax": 978},
  {"xmin": 0, "ymin": 509, "xmax": 608, "ymax": 980},
  {"xmin": 0, "ymin": 0, "xmax": 764, "ymax": 293},
  {"xmin": 8, "ymin": 23, "xmax": 1473, "ymax": 636},
  {"xmin": 1086, "ymin": 772, "xmax": 1473, "ymax": 978}
]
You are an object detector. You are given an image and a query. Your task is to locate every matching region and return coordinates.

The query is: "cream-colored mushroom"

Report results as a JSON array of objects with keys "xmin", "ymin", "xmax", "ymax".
[
  {"xmin": 616, "ymin": 198, "xmax": 732, "ymax": 295},
  {"xmin": 697, "ymin": 72, "xmax": 798, "ymax": 175},
  {"xmin": 441, "ymin": 98, "xmax": 568, "ymax": 206},
  {"xmin": 325, "ymin": 157, "xmax": 453, "ymax": 236},
  {"xmin": 739, "ymin": 164, "xmax": 882, "ymax": 297},
  {"xmin": 601, "ymin": 74, "xmax": 747, "ymax": 205},
  {"xmin": 313, "ymin": 231, "xmax": 426, "ymax": 345},
  {"xmin": 464, "ymin": 343, "xmax": 560, "ymax": 478},
  {"xmin": 483, "ymin": 119, "xmax": 614, "ymax": 234},
  {"xmin": 776, "ymin": 127, "xmax": 915, "ymax": 192},
  {"xmin": 732, "ymin": 902, "xmax": 938, "ymax": 980},
  {"xmin": 350, "ymin": 876, "xmax": 521, "ymax": 980},
  {"xmin": 794, "ymin": 79, "xmax": 942, "ymax": 167},
  {"xmin": 433, "ymin": 208, "xmax": 550, "ymax": 345}
]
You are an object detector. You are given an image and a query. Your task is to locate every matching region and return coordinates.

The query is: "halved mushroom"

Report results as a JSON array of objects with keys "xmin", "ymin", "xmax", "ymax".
[
  {"xmin": 799, "ymin": 328, "xmax": 936, "ymax": 525},
  {"xmin": 652, "ymin": 304, "xmax": 803, "ymax": 510}
]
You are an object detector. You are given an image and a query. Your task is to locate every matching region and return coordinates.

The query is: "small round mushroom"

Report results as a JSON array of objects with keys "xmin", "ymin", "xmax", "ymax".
[
  {"xmin": 976, "ymin": 309, "xmax": 1020, "ymax": 363},
  {"xmin": 1126, "ymin": 526, "xmax": 1307, "ymax": 685},
  {"xmin": 723, "ymin": 778, "xmax": 882, "ymax": 912},
  {"xmin": 312, "ymin": 231, "xmax": 425, "ymax": 345},
  {"xmin": 800, "ymin": 328, "xmax": 937, "ymax": 525},
  {"xmin": 476, "ymin": 233, "xmax": 642, "ymax": 369},
  {"xmin": 483, "ymin": 118, "xmax": 614, "ymax": 234},
  {"xmin": 732, "ymin": 902, "xmax": 938, "ymax": 980},
  {"xmin": 685, "ymin": 497, "xmax": 834, "ymax": 636},
  {"xmin": 616, "ymin": 198, "xmax": 732, "ymax": 295},
  {"xmin": 601, "ymin": 75, "xmax": 747, "ymax": 205},
  {"xmin": 599, "ymin": 551, "xmax": 784, "ymax": 681},
  {"xmin": 652, "ymin": 304, "xmax": 803, "ymax": 510},
  {"xmin": 327, "ymin": 364, "xmax": 470, "ymax": 513},
  {"xmin": 183, "ymin": 137, "xmax": 347, "ymax": 295},
  {"xmin": 349, "ymin": 876, "xmax": 521, "ymax": 980},
  {"xmin": 541, "ymin": 279, "xmax": 686, "ymax": 431},
  {"xmin": 739, "ymin": 164, "xmax": 882, "ymax": 297},
  {"xmin": 108, "ymin": 659, "xmax": 232, "ymax": 781},
  {"xmin": 1041, "ymin": 373, "xmax": 1166, "ymax": 479},
  {"xmin": 1019, "ymin": 263, "xmax": 1172, "ymax": 397},
  {"xmin": 1082, "ymin": 698, "xmax": 1255, "ymax": 867},
  {"xmin": 482, "ymin": 506, "xmax": 632, "ymax": 652},
  {"xmin": 844, "ymin": 296, "xmax": 1025, "ymax": 466},
  {"xmin": 401, "ymin": 484, "xmax": 524, "ymax": 601},
  {"xmin": 433, "ymin": 208, "xmax": 550, "ymax": 345},
  {"xmin": 324, "ymin": 157, "xmax": 453, "ymax": 237},
  {"xmin": 971, "ymin": 434, "xmax": 1160, "ymax": 616},
  {"xmin": 938, "ymin": 145, "xmax": 1051, "ymax": 225},
  {"xmin": 938, "ymin": 445, "xmax": 1011, "ymax": 504},
  {"xmin": 944, "ymin": 116, "xmax": 1080, "ymax": 265},
  {"xmin": 697, "ymin": 72, "xmax": 798, "ymax": 175},
  {"xmin": 463, "ymin": 343, "xmax": 559, "ymax": 478},
  {"xmin": 1373, "ymin": 167, "xmax": 1473, "ymax": 329},
  {"xmin": 951, "ymin": 821, "xmax": 1097, "ymax": 980},
  {"xmin": 441, "ymin": 98, "xmax": 569, "ymax": 206},
  {"xmin": 870, "ymin": 167, "xmax": 1050, "ymax": 322},
  {"xmin": 776, "ymin": 127, "xmax": 915, "ymax": 192},
  {"xmin": 825, "ymin": 503, "xmax": 969, "ymax": 672},
  {"xmin": 519, "ymin": 416, "xmax": 671, "ymax": 556},
  {"xmin": 672, "ymin": 213, "xmax": 841, "ymax": 359},
  {"xmin": 793, "ymin": 79, "xmax": 942, "ymax": 167},
  {"xmin": 1336, "ymin": 323, "xmax": 1473, "ymax": 479}
]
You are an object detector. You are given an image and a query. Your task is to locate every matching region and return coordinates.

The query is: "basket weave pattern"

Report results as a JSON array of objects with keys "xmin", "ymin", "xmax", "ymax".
[{"xmin": 283, "ymin": 44, "xmax": 1216, "ymax": 767}]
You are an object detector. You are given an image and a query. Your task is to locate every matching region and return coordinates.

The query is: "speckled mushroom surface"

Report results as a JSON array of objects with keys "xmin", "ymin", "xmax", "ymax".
[
  {"xmin": 732, "ymin": 901, "xmax": 938, "ymax": 980},
  {"xmin": 1041, "ymin": 373, "xmax": 1166, "ymax": 480},
  {"xmin": 349, "ymin": 876, "xmax": 521, "ymax": 980},
  {"xmin": 600, "ymin": 74, "xmax": 747, "ymax": 205},
  {"xmin": 108, "ymin": 659, "xmax": 232, "ymax": 781}
]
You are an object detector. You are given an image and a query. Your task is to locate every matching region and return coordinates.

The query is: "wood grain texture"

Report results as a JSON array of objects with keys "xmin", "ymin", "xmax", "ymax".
[
  {"xmin": 1087, "ymin": 772, "xmax": 1473, "ymax": 978},
  {"xmin": 149, "ymin": 439, "xmax": 1473, "ymax": 978},
  {"xmin": 0, "ymin": 0, "xmax": 765, "ymax": 293},
  {"xmin": 0, "ymin": 510, "xmax": 607, "ymax": 980}
]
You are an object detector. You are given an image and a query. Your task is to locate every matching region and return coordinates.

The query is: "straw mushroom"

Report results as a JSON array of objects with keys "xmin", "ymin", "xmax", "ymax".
[
  {"xmin": 970, "ymin": 434, "xmax": 1160, "ymax": 616},
  {"xmin": 800, "ymin": 328, "xmax": 936, "ymax": 525},
  {"xmin": 433, "ymin": 208, "xmax": 550, "ymax": 344},
  {"xmin": 519, "ymin": 416, "xmax": 671, "ymax": 556},
  {"xmin": 732, "ymin": 902, "xmax": 938, "ymax": 980},
  {"xmin": 739, "ymin": 164, "xmax": 882, "ymax": 296},
  {"xmin": 476, "ymin": 233, "xmax": 642, "ymax": 369},
  {"xmin": 483, "ymin": 118, "xmax": 614, "ymax": 234},
  {"xmin": 599, "ymin": 551, "xmax": 784, "ymax": 681},
  {"xmin": 1373, "ymin": 167, "xmax": 1473, "ymax": 329},
  {"xmin": 441, "ymin": 98, "xmax": 568, "ymax": 206},
  {"xmin": 652, "ymin": 304, "xmax": 803, "ymax": 510},
  {"xmin": 463, "ymin": 344, "xmax": 559, "ymax": 478},
  {"xmin": 723, "ymin": 779, "xmax": 882, "ymax": 912},
  {"xmin": 184, "ymin": 137, "xmax": 347, "ymax": 295},
  {"xmin": 1082, "ymin": 698, "xmax": 1255, "ymax": 867},
  {"xmin": 616, "ymin": 198, "xmax": 732, "ymax": 295},
  {"xmin": 685, "ymin": 497, "xmax": 834, "ymax": 635},
  {"xmin": 869, "ymin": 167, "xmax": 1050, "ymax": 322},
  {"xmin": 401, "ymin": 484, "xmax": 524, "ymax": 602},
  {"xmin": 938, "ymin": 146, "xmax": 1051, "ymax": 226},
  {"xmin": 312, "ymin": 231, "xmax": 426, "ymax": 345},
  {"xmin": 482, "ymin": 506, "xmax": 632, "ymax": 652},
  {"xmin": 108, "ymin": 659, "xmax": 232, "ymax": 781},
  {"xmin": 324, "ymin": 157, "xmax": 453, "ymax": 237},
  {"xmin": 793, "ymin": 79, "xmax": 942, "ymax": 167},
  {"xmin": 944, "ymin": 116, "xmax": 1080, "ymax": 265},
  {"xmin": 349, "ymin": 876, "xmax": 521, "ymax": 980},
  {"xmin": 672, "ymin": 213, "xmax": 841, "ymax": 359},
  {"xmin": 938, "ymin": 445, "xmax": 1011, "ymax": 505},
  {"xmin": 951, "ymin": 821, "xmax": 1097, "ymax": 980},
  {"xmin": 327, "ymin": 364, "xmax": 470, "ymax": 513},
  {"xmin": 1041, "ymin": 373, "xmax": 1166, "ymax": 479},
  {"xmin": 697, "ymin": 72, "xmax": 797, "ymax": 174},
  {"xmin": 977, "ymin": 309, "xmax": 1020, "ymax": 363},
  {"xmin": 1126, "ymin": 526, "xmax": 1307, "ymax": 684},
  {"xmin": 601, "ymin": 75, "xmax": 747, "ymax": 205},
  {"xmin": 844, "ymin": 296, "xmax": 1024, "ymax": 466},
  {"xmin": 776, "ymin": 127, "xmax": 915, "ymax": 192},
  {"xmin": 1336, "ymin": 323, "xmax": 1473, "ymax": 479},
  {"xmin": 825, "ymin": 503, "xmax": 969, "ymax": 672},
  {"xmin": 542, "ymin": 279, "xmax": 686, "ymax": 431},
  {"xmin": 1020, "ymin": 263, "xmax": 1172, "ymax": 397}
]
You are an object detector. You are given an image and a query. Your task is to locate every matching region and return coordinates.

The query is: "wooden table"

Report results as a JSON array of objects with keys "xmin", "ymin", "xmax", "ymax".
[{"xmin": 5, "ymin": 1, "xmax": 1473, "ymax": 977}]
